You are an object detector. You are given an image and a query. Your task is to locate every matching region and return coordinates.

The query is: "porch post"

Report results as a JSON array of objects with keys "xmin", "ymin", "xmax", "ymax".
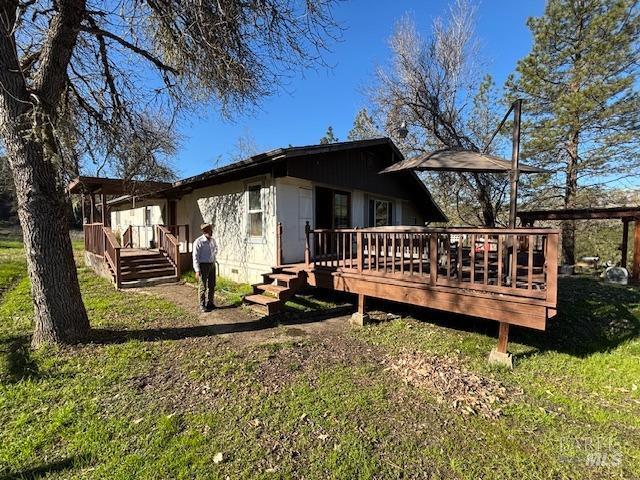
[
  {"xmin": 100, "ymin": 192, "xmax": 108, "ymax": 226},
  {"xmin": 621, "ymin": 219, "xmax": 629, "ymax": 269},
  {"xmin": 80, "ymin": 193, "xmax": 86, "ymax": 224},
  {"xmin": 633, "ymin": 219, "xmax": 640, "ymax": 282},
  {"xmin": 89, "ymin": 193, "xmax": 95, "ymax": 223},
  {"xmin": 276, "ymin": 222, "xmax": 283, "ymax": 267},
  {"xmin": 304, "ymin": 221, "xmax": 311, "ymax": 267}
]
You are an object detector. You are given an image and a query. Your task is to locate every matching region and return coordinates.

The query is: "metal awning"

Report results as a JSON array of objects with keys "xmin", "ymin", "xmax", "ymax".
[{"xmin": 380, "ymin": 148, "xmax": 549, "ymax": 174}]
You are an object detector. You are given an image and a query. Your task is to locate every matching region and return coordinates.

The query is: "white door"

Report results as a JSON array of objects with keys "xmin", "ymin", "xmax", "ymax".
[{"xmin": 298, "ymin": 187, "xmax": 312, "ymax": 240}]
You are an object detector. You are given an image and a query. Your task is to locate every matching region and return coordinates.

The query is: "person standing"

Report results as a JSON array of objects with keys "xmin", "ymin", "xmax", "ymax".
[{"xmin": 192, "ymin": 223, "xmax": 218, "ymax": 312}]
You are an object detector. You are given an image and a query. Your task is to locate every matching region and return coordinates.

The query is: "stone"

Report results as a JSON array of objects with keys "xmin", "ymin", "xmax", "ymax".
[
  {"xmin": 488, "ymin": 348, "xmax": 513, "ymax": 369},
  {"xmin": 350, "ymin": 312, "xmax": 370, "ymax": 327}
]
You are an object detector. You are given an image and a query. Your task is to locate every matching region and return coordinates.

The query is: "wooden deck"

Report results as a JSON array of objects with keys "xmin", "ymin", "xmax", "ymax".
[
  {"xmin": 83, "ymin": 223, "xmax": 183, "ymax": 288},
  {"xmin": 248, "ymin": 225, "xmax": 560, "ymax": 356}
]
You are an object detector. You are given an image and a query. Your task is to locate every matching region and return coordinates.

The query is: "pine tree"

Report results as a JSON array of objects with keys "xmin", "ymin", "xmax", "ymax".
[
  {"xmin": 319, "ymin": 126, "xmax": 339, "ymax": 144},
  {"xmin": 347, "ymin": 108, "xmax": 380, "ymax": 141},
  {"xmin": 507, "ymin": 0, "xmax": 640, "ymax": 265}
]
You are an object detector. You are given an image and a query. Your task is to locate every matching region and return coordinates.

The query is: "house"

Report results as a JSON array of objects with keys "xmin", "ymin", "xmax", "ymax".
[
  {"xmin": 71, "ymin": 138, "xmax": 560, "ymax": 358},
  {"xmin": 107, "ymin": 138, "xmax": 447, "ymax": 284}
]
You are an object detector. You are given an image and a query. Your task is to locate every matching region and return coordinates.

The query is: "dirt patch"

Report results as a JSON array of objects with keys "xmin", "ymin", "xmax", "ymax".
[
  {"xmin": 255, "ymin": 334, "xmax": 385, "ymax": 394},
  {"xmin": 384, "ymin": 351, "xmax": 516, "ymax": 419},
  {"xmin": 129, "ymin": 282, "xmax": 353, "ymax": 348}
]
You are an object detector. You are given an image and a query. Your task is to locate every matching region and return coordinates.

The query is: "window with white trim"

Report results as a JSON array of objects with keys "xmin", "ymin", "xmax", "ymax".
[{"xmin": 247, "ymin": 183, "xmax": 263, "ymax": 237}]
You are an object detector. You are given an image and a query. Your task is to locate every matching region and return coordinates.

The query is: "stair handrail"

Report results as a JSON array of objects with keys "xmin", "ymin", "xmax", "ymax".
[
  {"xmin": 122, "ymin": 225, "xmax": 133, "ymax": 248},
  {"xmin": 157, "ymin": 225, "xmax": 181, "ymax": 278},
  {"xmin": 102, "ymin": 226, "xmax": 122, "ymax": 288}
]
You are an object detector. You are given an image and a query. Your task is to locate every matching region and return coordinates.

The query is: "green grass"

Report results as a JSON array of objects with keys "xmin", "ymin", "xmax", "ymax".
[{"xmin": 1, "ymin": 240, "xmax": 639, "ymax": 478}]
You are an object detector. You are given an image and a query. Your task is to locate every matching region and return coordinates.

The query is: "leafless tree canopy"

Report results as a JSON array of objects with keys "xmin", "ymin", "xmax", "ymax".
[
  {"xmin": 7, "ymin": 0, "xmax": 340, "ymax": 181},
  {"xmin": 372, "ymin": 1, "xmax": 510, "ymax": 226}
]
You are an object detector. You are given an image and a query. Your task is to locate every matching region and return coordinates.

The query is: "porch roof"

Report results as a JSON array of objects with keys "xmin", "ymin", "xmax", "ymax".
[{"xmin": 67, "ymin": 176, "xmax": 171, "ymax": 196}]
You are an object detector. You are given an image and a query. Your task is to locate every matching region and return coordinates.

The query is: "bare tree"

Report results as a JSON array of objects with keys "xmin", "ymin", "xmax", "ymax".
[
  {"xmin": 0, "ymin": 0, "xmax": 340, "ymax": 346},
  {"xmin": 372, "ymin": 1, "xmax": 509, "ymax": 226}
]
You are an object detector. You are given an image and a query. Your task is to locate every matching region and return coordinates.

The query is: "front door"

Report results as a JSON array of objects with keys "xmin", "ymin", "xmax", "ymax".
[
  {"xmin": 315, "ymin": 187, "xmax": 351, "ymax": 258},
  {"xmin": 315, "ymin": 187, "xmax": 351, "ymax": 230}
]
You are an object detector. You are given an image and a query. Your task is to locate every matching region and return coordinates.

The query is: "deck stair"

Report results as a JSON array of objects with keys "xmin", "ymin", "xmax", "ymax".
[
  {"xmin": 108, "ymin": 250, "xmax": 178, "ymax": 288},
  {"xmin": 243, "ymin": 266, "xmax": 307, "ymax": 316}
]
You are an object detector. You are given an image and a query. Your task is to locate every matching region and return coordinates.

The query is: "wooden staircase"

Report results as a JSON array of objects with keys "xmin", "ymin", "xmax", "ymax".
[
  {"xmin": 243, "ymin": 266, "xmax": 307, "ymax": 316},
  {"xmin": 109, "ymin": 250, "xmax": 178, "ymax": 288}
]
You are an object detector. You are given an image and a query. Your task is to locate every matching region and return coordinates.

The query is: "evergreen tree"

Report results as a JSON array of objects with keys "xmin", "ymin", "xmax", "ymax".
[
  {"xmin": 319, "ymin": 126, "xmax": 339, "ymax": 144},
  {"xmin": 507, "ymin": 0, "xmax": 640, "ymax": 265},
  {"xmin": 347, "ymin": 108, "xmax": 380, "ymax": 141}
]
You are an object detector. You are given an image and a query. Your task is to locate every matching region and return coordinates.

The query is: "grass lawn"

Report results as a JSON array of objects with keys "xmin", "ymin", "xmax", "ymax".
[{"xmin": 0, "ymin": 238, "xmax": 639, "ymax": 479}]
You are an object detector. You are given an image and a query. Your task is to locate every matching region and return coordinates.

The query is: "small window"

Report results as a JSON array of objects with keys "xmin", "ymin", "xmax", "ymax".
[
  {"xmin": 369, "ymin": 199, "xmax": 392, "ymax": 227},
  {"xmin": 247, "ymin": 183, "xmax": 263, "ymax": 237},
  {"xmin": 144, "ymin": 207, "xmax": 152, "ymax": 226}
]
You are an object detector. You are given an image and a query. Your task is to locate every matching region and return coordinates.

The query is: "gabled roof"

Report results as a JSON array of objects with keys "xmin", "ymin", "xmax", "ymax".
[
  {"xmin": 166, "ymin": 137, "xmax": 404, "ymax": 194},
  {"xmin": 102, "ymin": 138, "xmax": 447, "ymax": 222}
]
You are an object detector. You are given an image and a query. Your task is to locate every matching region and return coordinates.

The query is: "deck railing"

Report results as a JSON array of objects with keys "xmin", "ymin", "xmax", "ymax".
[
  {"xmin": 84, "ymin": 223, "xmax": 105, "ymax": 256},
  {"xmin": 122, "ymin": 225, "xmax": 133, "ymax": 248},
  {"xmin": 157, "ymin": 225, "xmax": 181, "ymax": 278},
  {"xmin": 306, "ymin": 226, "xmax": 559, "ymax": 304},
  {"xmin": 83, "ymin": 223, "xmax": 122, "ymax": 287},
  {"xmin": 121, "ymin": 224, "xmax": 190, "ymax": 252},
  {"xmin": 164, "ymin": 224, "xmax": 191, "ymax": 253},
  {"xmin": 103, "ymin": 227, "xmax": 122, "ymax": 288}
]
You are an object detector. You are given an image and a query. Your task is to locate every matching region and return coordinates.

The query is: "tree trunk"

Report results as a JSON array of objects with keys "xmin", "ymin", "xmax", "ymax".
[
  {"xmin": 0, "ymin": 0, "xmax": 90, "ymax": 347},
  {"xmin": 562, "ymin": 133, "xmax": 579, "ymax": 266},
  {"xmin": 7, "ymin": 141, "xmax": 91, "ymax": 347}
]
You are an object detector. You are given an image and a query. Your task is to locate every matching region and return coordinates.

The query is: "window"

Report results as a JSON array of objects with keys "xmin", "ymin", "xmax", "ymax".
[
  {"xmin": 144, "ymin": 207, "xmax": 152, "ymax": 226},
  {"xmin": 334, "ymin": 192, "xmax": 350, "ymax": 229},
  {"xmin": 369, "ymin": 199, "xmax": 392, "ymax": 227},
  {"xmin": 247, "ymin": 183, "xmax": 263, "ymax": 237}
]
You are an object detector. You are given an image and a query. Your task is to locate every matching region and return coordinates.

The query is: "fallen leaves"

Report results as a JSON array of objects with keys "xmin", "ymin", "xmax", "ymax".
[{"xmin": 384, "ymin": 351, "xmax": 512, "ymax": 420}]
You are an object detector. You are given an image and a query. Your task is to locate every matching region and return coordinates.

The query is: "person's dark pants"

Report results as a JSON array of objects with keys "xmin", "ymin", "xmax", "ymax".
[{"xmin": 198, "ymin": 263, "xmax": 216, "ymax": 307}]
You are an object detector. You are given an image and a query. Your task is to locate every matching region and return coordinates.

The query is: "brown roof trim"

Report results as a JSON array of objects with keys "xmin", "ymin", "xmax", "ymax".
[{"xmin": 67, "ymin": 176, "xmax": 171, "ymax": 195}]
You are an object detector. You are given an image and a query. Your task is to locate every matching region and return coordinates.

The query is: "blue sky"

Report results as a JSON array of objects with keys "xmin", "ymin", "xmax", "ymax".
[{"xmin": 174, "ymin": 0, "xmax": 545, "ymax": 178}]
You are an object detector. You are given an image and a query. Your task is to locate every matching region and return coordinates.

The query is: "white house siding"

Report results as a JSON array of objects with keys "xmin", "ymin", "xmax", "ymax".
[
  {"xmin": 110, "ymin": 200, "xmax": 166, "ymax": 248},
  {"xmin": 175, "ymin": 175, "xmax": 277, "ymax": 284}
]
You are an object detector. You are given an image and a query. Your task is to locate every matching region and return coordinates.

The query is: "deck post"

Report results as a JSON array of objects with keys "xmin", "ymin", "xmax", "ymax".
[
  {"xmin": 80, "ymin": 194, "xmax": 86, "ymax": 224},
  {"xmin": 429, "ymin": 233, "xmax": 437, "ymax": 286},
  {"xmin": 115, "ymin": 247, "xmax": 121, "ymax": 289},
  {"xmin": 489, "ymin": 322, "xmax": 513, "ymax": 368},
  {"xmin": 100, "ymin": 192, "xmax": 107, "ymax": 226},
  {"xmin": 89, "ymin": 193, "xmax": 95, "ymax": 223},
  {"xmin": 350, "ymin": 293, "xmax": 369, "ymax": 327},
  {"xmin": 304, "ymin": 221, "xmax": 311, "ymax": 267},
  {"xmin": 633, "ymin": 219, "xmax": 640, "ymax": 282},
  {"xmin": 621, "ymin": 219, "xmax": 629, "ymax": 268},
  {"xmin": 356, "ymin": 228, "xmax": 362, "ymax": 273}
]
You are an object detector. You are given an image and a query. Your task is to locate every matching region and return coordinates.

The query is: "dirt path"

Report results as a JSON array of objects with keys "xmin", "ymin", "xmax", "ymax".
[{"xmin": 130, "ymin": 281, "xmax": 353, "ymax": 347}]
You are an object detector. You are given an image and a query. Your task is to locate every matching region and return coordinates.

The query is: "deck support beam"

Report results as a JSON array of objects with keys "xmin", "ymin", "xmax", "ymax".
[
  {"xmin": 350, "ymin": 293, "xmax": 369, "ymax": 327},
  {"xmin": 489, "ymin": 322, "xmax": 513, "ymax": 368}
]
